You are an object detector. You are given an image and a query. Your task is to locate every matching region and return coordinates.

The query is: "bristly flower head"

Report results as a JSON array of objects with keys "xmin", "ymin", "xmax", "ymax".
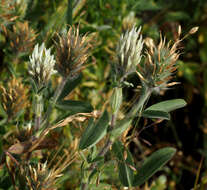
[
  {"xmin": 28, "ymin": 43, "xmax": 56, "ymax": 90},
  {"xmin": 136, "ymin": 26, "xmax": 199, "ymax": 93},
  {"xmin": 0, "ymin": 0, "xmax": 27, "ymax": 26},
  {"xmin": 20, "ymin": 150, "xmax": 76, "ymax": 190},
  {"xmin": 55, "ymin": 25, "xmax": 93, "ymax": 79},
  {"xmin": 2, "ymin": 21, "xmax": 37, "ymax": 55},
  {"xmin": 0, "ymin": 77, "xmax": 29, "ymax": 121},
  {"xmin": 115, "ymin": 26, "xmax": 144, "ymax": 82}
]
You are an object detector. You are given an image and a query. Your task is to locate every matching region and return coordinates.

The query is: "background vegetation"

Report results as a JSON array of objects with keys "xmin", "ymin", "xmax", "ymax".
[{"xmin": 0, "ymin": 0, "xmax": 207, "ymax": 189}]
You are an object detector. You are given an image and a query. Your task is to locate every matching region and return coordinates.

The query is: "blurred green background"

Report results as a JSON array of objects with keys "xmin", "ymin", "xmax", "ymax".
[{"xmin": 1, "ymin": 0, "xmax": 207, "ymax": 189}]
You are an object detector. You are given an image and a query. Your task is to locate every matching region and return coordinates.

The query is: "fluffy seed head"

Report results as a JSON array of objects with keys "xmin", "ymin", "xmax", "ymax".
[{"xmin": 28, "ymin": 43, "xmax": 56, "ymax": 90}]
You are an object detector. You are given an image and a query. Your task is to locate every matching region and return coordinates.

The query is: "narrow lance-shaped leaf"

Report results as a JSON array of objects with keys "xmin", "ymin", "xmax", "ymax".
[
  {"xmin": 56, "ymin": 100, "xmax": 93, "ymax": 113},
  {"xmin": 133, "ymin": 147, "xmax": 176, "ymax": 186},
  {"xmin": 79, "ymin": 110, "xmax": 109, "ymax": 150},
  {"xmin": 145, "ymin": 99, "xmax": 187, "ymax": 113}
]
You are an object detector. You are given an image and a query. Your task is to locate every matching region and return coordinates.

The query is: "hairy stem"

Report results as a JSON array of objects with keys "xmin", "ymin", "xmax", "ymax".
[
  {"xmin": 127, "ymin": 86, "xmax": 152, "ymax": 117},
  {"xmin": 41, "ymin": 77, "xmax": 68, "ymax": 129},
  {"xmin": 34, "ymin": 94, "xmax": 42, "ymax": 131}
]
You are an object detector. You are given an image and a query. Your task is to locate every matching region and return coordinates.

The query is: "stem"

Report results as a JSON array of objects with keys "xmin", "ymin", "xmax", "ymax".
[
  {"xmin": 88, "ymin": 87, "xmax": 152, "ymax": 171},
  {"xmin": 5, "ymin": 158, "xmax": 18, "ymax": 190},
  {"xmin": 41, "ymin": 77, "xmax": 68, "ymax": 128},
  {"xmin": 81, "ymin": 183, "xmax": 88, "ymax": 190},
  {"xmin": 81, "ymin": 114, "xmax": 117, "ymax": 190},
  {"xmin": 67, "ymin": 0, "xmax": 73, "ymax": 26},
  {"xmin": 89, "ymin": 114, "xmax": 116, "ymax": 170},
  {"xmin": 53, "ymin": 77, "xmax": 68, "ymax": 103},
  {"xmin": 83, "ymin": 87, "xmax": 152, "ymax": 188},
  {"xmin": 127, "ymin": 87, "xmax": 152, "ymax": 117},
  {"xmin": 34, "ymin": 94, "xmax": 42, "ymax": 131}
]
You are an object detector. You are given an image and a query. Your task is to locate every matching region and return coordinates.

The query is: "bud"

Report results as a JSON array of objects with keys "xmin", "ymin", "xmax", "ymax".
[
  {"xmin": 178, "ymin": 25, "xmax": 182, "ymax": 37},
  {"xmin": 28, "ymin": 43, "xmax": 56, "ymax": 90},
  {"xmin": 188, "ymin": 26, "xmax": 199, "ymax": 35},
  {"xmin": 110, "ymin": 87, "xmax": 123, "ymax": 114},
  {"xmin": 122, "ymin": 12, "xmax": 137, "ymax": 32}
]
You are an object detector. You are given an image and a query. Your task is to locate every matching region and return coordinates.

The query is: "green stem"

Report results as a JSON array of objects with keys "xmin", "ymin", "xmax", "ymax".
[
  {"xmin": 40, "ymin": 77, "xmax": 68, "ymax": 129},
  {"xmin": 83, "ymin": 87, "xmax": 152, "ymax": 189},
  {"xmin": 67, "ymin": 0, "xmax": 73, "ymax": 26},
  {"xmin": 81, "ymin": 114, "xmax": 117, "ymax": 190},
  {"xmin": 127, "ymin": 87, "xmax": 152, "ymax": 117},
  {"xmin": 34, "ymin": 94, "xmax": 43, "ymax": 131}
]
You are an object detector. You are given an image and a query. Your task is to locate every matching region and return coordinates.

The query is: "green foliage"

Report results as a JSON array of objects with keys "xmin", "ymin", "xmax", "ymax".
[
  {"xmin": 133, "ymin": 147, "xmax": 176, "ymax": 186},
  {"xmin": 113, "ymin": 141, "xmax": 135, "ymax": 187},
  {"xmin": 0, "ymin": 0, "xmax": 205, "ymax": 189},
  {"xmin": 142, "ymin": 110, "xmax": 170, "ymax": 120},
  {"xmin": 145, "ymin": 99, "xmax": 187, "ymax": 113},
  {"xmin": 79, "ymin": 110, "xmax": 109, "ymax": 150}
]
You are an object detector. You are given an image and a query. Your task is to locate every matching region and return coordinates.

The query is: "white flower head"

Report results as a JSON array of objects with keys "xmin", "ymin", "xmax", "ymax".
[
  {"xmin": 116, "ymin": 26, "xmax": 144, "ymax": 79},
  {"xmin": 28, "ymin": 43, "xmax": 57, "ymax": 89}
]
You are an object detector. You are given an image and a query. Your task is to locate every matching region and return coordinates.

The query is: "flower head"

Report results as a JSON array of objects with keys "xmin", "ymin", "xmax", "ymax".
[
  {"xmin": 0, "ymin": 77, "xmax": 29, "ymax": 121},
  {"xmin": 55, "ymin": 25, "xmax": 93, "ymax": 79},
  {"xmin": 115, "ymin": 26, "xmax": 144, "ymax": 81},
  {"xmin": 2, "ymin": 21, "xmax": 37, "ymax": 55},
  {"xmin": 28, "ymin": 43, "xmax": 56, "ymax": 90},
  {"xmin": 0, "ymin": 0, "xmax": 27, "ymax": 26},
  {"xmin": 136, "ymin": 34, "xmax": 182, "ymax": 93},
  {"xmin": 20, "ymin": 150, "xmax": 75, "ymax": 190}
]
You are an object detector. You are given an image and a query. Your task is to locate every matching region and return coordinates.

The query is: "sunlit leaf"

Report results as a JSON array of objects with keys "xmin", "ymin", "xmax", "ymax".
[{"xmin": 145, "ymin": 99, "xmax": 187, "ymax": 113}]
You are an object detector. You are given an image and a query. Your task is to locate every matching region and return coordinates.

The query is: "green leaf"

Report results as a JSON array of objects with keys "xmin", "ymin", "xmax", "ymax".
[
  {"xmin": 165, "ymin": 11, "xmax": 190, "ymax": 21},
  {"xmin": 56, "ymin": 100, "xmax": 93, "ymax": 113},
  {"xmin": 142, "ymin": 110, "xmax": 170, "ymax": 120},
  {"xmin": 132, "ymin": 0, "xmax": 161, "ymax": 11},
  {"xmin": 58, "ymin": 74, "xmax": 82, "ymax": 101},
  {"xmin": 0, "ymin": 104, "xmax": 6, "ymax": 118},
  {"xmin": 133, "ymin": 147, "xmax": 176, "ymax": 186},
  {"xmin": 40, "ymin": 1, "xmax": 68, "ymax": 40},
  {"xmin": 79, "ymin": 110, "xmax": 109, "ymax": 150},
  {"xmin": 110, "ymin": 118, "xmax": 132, "ymax": 140},
  {"xmin": 113, "ymin": 141, "xmax": 134, "ymax": 187},
  {"xmin": 88, "ymin": 183, "xmax": 112, "ymax": 190},
  {"xmin": 145, "ymin": 99, "xmax": 187, "ymax": 113}
]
